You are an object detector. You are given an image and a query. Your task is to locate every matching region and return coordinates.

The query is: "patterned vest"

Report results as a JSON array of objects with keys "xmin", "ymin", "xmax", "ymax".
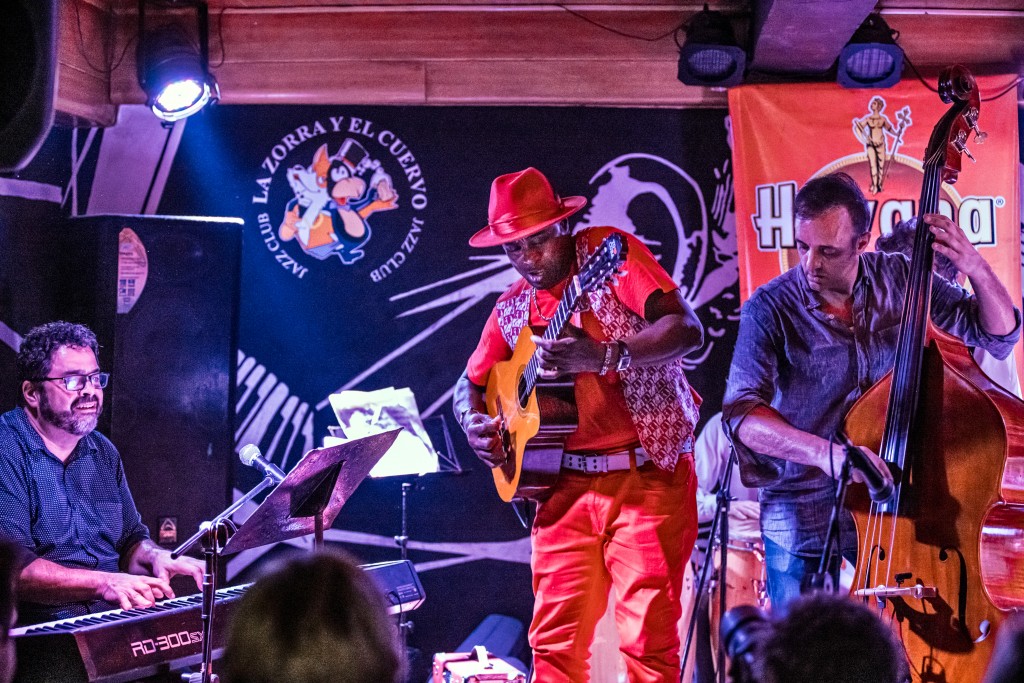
[{"xmin": 494, "ymin": 230, "xmax": 700, "ymax": 472}]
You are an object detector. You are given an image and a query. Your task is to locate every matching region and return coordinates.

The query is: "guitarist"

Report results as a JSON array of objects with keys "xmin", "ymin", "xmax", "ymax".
[{"xmin": 453, "ymin": 167, "xmax": 704, "ymax": 682}]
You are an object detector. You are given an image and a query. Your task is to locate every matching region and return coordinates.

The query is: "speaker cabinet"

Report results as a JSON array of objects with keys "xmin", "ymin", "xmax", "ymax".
[{"xmin": 0, "ymin": 0, "xmax": 57, "ymax": 172}]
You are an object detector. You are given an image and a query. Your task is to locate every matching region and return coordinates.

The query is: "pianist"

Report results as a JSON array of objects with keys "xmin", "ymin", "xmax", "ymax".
[{"xmin": 0, "ymin": 322, "xmax": 204, "ymax": 624}]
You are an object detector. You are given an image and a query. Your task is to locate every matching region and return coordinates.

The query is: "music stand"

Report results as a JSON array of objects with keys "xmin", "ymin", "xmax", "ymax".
[
  {"xmin": 224, "ymin": 429, "xmax": 400, "ymax": 553},
  {"xmin": 174, "ymin": 429, "xmax": 400, "ymax": 683}
]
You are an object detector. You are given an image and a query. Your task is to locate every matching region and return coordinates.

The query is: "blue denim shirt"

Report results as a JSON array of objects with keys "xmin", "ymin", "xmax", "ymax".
[
  {"xmin": 0, "ymin": 407, "xmax": 150, "ymax": 622},
  {"xmin": 723, "ymin": 251, "xmax": 1021, "ymax": 555}
]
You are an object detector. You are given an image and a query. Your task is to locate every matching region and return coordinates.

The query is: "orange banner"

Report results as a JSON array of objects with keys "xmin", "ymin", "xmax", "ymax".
[
  {"xmin": 729, "ymin": 75, "xmax": 1022, "ymax": 379},
  {"xmin": 730, "ymin": 75, "xmax": 1020, "ymax": 301}
]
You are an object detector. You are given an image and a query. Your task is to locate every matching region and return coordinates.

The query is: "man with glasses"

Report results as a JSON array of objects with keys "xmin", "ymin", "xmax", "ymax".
[{"xmin": 0, "ymin": 321, "xmax": 204, "ymax": 624}]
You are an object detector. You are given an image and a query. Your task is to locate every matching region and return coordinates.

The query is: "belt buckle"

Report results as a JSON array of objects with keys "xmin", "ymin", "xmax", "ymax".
[{"xmin": 586, "ymin": 456, "xmax": 607, "ymax": 474}]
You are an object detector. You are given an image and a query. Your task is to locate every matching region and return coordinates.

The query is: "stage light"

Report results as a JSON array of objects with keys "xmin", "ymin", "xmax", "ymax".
[
  {"xmin": 137, "ymin": 0, "xmax": 219, "ymax": 123},
  {"xmin": 676, "ymin": 7, "xmax": 746, "ymax": 88},
  {"xmin": 837, "ymin": 14, "xmax": 903, "ymax": 89}
]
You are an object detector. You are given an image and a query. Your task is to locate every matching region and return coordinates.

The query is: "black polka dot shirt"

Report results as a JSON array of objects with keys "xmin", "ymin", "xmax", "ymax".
[{"xmin": 0, "ymin": 407, "xmax": 150, "ymax": 622}]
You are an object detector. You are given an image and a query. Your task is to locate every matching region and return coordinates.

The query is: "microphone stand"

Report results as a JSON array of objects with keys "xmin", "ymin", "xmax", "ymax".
[
  {"xmin": 807, "ymin": 449, "xmax": 852, "ymax": 594},
  {"xmin": 394, "ymin": 482, "xmax": 414, "ymax": 650},
  {"xmin": 681, "ymin": 444, "xmax": 737, "ymax": 683},
  {"xmin": 172, "ymin": 473, "xmax": 280, "ymax": 683}
]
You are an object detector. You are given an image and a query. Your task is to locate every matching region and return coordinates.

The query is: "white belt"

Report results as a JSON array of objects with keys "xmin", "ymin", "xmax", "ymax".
[{"xmin": 561, "ymin": 448, "xmax": 648, "ymax": 473}]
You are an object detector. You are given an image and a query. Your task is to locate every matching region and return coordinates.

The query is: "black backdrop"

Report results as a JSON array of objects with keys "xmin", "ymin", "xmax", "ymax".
[
  {"xmin": 0, "ymin": 103, "xmax": 739, "ymax": 674},
  {"xmin": 156, "ymin": 104, "xmax": 740, "ymax": 667}
]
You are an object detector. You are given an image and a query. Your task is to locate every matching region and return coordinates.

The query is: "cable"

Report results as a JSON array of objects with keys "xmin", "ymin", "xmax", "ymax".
[
  {"xmin": 209, "ymin": 6, "xmax": 227, "ymax": 68},
  {"xmin": 902, "ymin": 53, "xmax": 940, "ymax": 94},
  {"xmin": 981, "ymin": 76, "xmax": 1023, "ymax": 102},
  {"xmin": 556, "ymin": 4, "xmax": 684, "ymax": 42},
  {"xmin": 74, "ymin": 0, "xmax": 135, "ymax": 75},
  {"xmin": 903, "ymin": 53, "xmax": 1021, "ymax": 101}
]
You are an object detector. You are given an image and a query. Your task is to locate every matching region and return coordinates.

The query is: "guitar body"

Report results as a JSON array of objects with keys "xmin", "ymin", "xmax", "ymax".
[{"xmin": 486, "ymin": 326, "xmax": 577, "ymax": 502}]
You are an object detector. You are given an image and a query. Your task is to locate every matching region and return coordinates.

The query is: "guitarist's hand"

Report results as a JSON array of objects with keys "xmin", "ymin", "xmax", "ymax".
[
  {"xmin": 532, "ymin": 324, "xmax": 604, "ymax": 379},
  {"xmin": 464, "ymin": 411, "xmax": 506, "ymax": 467}
]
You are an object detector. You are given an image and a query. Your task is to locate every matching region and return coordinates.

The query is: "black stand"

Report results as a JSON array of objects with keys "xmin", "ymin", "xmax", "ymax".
[
  {"xmin": 681, "ymin": 445, "xmax": 738, "ymax": 683},
  {"xmin": 172, "ymin": 473, "xmax": 280, "ymax": 683},
  {"xmin": 171, "ymin": 430, "xmax": 401, "ymax": 683},
  {"xmin": 807, "ymin": 451, "xmax": 853, "ymax": 593},
  {"xmin": 223, "ymin": 430, "xmax": 399, "ymax": 555},
  {"xmin": 395, "ymin": 482, "xmax": 414, "ymax": 648}
]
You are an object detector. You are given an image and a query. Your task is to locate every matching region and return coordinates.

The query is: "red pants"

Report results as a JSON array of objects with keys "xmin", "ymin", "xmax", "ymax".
[{"xmin": 529, "ymin": 457, "xmax": 698, "ymax": 682}]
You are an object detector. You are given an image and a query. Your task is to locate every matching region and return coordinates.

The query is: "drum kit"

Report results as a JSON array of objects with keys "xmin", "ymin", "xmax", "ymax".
[
  {"xmin": 682, "ymin": 440, "xmax": 768, "ymax": 683},
  {"xmin": 707, "ymin": 538, "xmax": 768, "ymax": 668}
]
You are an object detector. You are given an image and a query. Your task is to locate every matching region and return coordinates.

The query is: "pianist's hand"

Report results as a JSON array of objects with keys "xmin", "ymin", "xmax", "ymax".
[
  {"xmin": 150, "ymin": 550, "xmax": 205, "ymax": 590},
  {"xmin": 125, "ymin": 539, "xmax": 205, "ymax": 593},
  {"xmin": 98, "ymin": 573, "xmax": 174, "ymax": 611}
]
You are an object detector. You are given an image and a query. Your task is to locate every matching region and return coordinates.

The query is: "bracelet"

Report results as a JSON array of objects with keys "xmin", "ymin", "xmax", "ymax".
[{"xmin": 598, "ymin": 341, "xmax": 616, "ymax": 376}]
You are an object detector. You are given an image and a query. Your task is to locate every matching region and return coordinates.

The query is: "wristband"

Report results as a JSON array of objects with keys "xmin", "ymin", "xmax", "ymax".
[
  {"xmin": 598, "ymin": 341, "xmax": 616, "ymax": 376},
  {"xmin": 458, "ymin": 407, "xmax": 476, "ymax": 432}
]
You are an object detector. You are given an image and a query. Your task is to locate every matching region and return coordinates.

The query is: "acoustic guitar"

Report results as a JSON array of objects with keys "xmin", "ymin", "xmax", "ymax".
[{"xmin": 486, "ymin": 232, "xmax": 627, "ymax": 502}]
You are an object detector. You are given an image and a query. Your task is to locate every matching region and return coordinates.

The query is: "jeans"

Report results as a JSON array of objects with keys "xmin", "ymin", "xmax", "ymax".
[{"xmin": 763, "ymin": 536, "xmax": 850, "ymax": 614}]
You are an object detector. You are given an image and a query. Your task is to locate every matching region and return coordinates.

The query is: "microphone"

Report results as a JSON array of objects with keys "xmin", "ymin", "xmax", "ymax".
[
  {"xmin": 238, "ymin": 444, "xmax": 285, "ymax": 483},
  {"xmin": 835, "ymin": 432, "xmax": 896, "ymax": 503}
]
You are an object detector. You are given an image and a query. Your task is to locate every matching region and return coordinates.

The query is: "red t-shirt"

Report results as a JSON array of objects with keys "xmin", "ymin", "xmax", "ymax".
[{"xmin": 466, "ymin": 227, "xmax": 679, "ymax": 453}]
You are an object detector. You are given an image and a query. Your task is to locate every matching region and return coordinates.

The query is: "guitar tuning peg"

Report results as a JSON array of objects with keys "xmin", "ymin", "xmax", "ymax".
[{"xmin": 972, "ymin": 126, "xmax": 987, "ymax": 144}]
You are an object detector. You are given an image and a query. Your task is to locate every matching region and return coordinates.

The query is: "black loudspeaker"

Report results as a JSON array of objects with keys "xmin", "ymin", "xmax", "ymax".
[
  {"xmin": 0, "ymin": 0, "xmax": 58, "ymax": 173},
  {"xmin": 0, "ymin": 214, "xmax": 242, "ymax": 551}
]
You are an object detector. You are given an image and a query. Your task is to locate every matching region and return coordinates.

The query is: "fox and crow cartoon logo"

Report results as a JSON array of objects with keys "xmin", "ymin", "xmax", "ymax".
[
  {"xmin": 253, "ymin": 117, "xmax": 428, "ymax": 281},
  {"xmin": 280, "ymin": 139, "xmax": 397, "ymax": 264}
]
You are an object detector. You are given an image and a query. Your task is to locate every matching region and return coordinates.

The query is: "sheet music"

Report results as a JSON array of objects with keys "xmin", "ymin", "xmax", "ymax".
[{"xmin": 327, "ymin": 387, "xmax": 438, "ymax": 477}]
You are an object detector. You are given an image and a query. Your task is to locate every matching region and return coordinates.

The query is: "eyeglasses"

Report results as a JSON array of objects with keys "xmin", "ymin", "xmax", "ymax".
[{"xmin": 33, "ymin": 372, "xmax": 110, "ymax": 391}]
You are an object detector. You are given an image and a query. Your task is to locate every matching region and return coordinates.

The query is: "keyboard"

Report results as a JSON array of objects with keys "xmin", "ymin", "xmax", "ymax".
[{"xmin": 12, "ymin": 559, "xmax": 425, "ymax": 682}]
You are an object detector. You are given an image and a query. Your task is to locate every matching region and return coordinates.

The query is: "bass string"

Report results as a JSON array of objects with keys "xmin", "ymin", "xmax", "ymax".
[{"xmin": 869, "ymin": 159, "xmax": 945, "ymax": 592}]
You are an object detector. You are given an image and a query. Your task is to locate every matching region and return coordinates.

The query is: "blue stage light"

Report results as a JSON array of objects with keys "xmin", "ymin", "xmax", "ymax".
[
  {"xmin": 837, "ymin": 14, "xmax": 904, "ymax": 89},
  {"xmin": 676, "ymin": 8, "xmax": 746, "ymax": 89}
]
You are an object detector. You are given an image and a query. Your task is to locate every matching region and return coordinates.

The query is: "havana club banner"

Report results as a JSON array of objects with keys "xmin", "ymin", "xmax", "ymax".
[
  {"xmin": 728, "ymin": 75, "xmax": 1023, "ymax": 382},
  {"xmin": 729, "ymin": 76, "xmax": 1021, "ymax": 301}
]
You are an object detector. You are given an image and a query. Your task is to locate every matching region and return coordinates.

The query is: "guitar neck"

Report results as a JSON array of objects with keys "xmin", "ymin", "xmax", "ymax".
[{"xmin": 520, "ymin": 277, "xmax": 584, "ymax": 402}]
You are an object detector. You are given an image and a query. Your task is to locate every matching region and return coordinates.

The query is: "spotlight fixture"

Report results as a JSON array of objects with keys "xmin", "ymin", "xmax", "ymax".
[
  {"xmin": 837, "ymin": 13, "xmax": 903, "ymax": 89},
  {"xmin": 676, "ymin": 7, "xmax": 746, "ymax": 88},
  {"xmin": 137, "ymin": 0, "xmax": 219, "ymax": 123}
]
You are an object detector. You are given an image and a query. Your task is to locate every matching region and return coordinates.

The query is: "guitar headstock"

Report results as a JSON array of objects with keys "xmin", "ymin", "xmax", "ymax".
[
  {"xmin": 925, "ymin": 65, "xmax": 983, "ymax": 185},
  {"xmin": 578, "ymin": 233, "xmax": 628, "ymax": 294}
]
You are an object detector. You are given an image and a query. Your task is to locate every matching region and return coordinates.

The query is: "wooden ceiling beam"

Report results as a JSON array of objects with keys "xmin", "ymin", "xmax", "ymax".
[
  {"xmin": 57, "ymin": 0, "xmax": 117, "ymax": 126},
  {"xmin": 106, "ymin": 6, "xmax": 724, "ymax": 109},
  {"xmin": 53, "ymin": 1, "xmax": 1024, "ymax": 126}
]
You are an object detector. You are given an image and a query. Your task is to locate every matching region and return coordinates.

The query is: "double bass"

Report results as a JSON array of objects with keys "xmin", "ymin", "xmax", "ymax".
[{"xmin": 844, "ymin": 66, "xmax": 1024, "ymax": 683}]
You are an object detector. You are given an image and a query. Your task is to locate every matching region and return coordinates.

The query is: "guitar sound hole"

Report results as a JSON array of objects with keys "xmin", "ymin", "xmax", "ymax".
[{"xmin": 517, "ymin": 376, "xmax": 529, "ymax": 410}]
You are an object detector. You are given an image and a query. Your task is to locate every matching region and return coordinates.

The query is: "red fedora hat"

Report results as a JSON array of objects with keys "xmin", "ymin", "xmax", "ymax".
[{"xmin": 469, "ymin": 167, "xmax": 587, "ymax": 248}]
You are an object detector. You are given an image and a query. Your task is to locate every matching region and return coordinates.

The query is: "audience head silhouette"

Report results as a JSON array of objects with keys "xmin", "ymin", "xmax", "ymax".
[{"xmin": 222, "ymin": 550, "xmax": 405, "ymax": 683}]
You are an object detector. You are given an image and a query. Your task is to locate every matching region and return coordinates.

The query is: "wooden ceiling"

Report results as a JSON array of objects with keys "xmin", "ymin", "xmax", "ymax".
[{"xmin": 59, "ymin": 0, "xmax": 1024, "ymax": 127}]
